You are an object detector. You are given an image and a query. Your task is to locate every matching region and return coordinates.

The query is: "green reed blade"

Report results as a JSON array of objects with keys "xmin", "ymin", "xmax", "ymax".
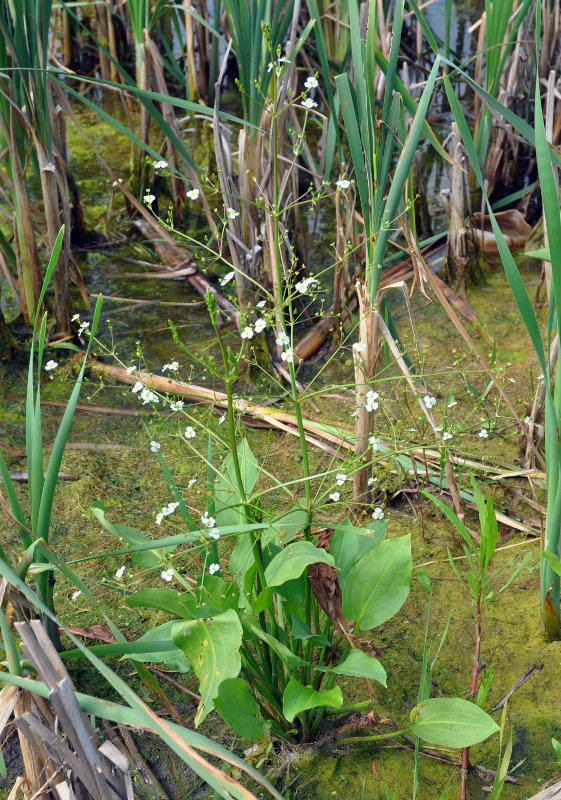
[
  {"xmin": 36, "ymin": 294, "xmax": 102, "ymax": 543},
  {"xmin": 370, "ymin": 57, "xmax": 440, "ymax": 297}
]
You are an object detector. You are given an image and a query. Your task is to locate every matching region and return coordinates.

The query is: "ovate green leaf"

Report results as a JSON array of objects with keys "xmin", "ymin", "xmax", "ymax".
[
  {"xmin": 282, "ymin": 678, "xmax": 343, "ymax": 722},
  {"xmin": 215, "ymin": 678, "xmax": 266, "ymax": 740},
  {"xmin": 342, "ymin": 535, "xmax": 411, "ymax": 630},
  {"xmin": 410, "ymin": 698, "xmax": 499, "ymax": 747},
  {"xmin": 172, "ymin": 609, "xmax": 242, "ymax": 726},
  {"xmin": 264, "ymin": 541, "xmax": 334, "ymax": 587}
]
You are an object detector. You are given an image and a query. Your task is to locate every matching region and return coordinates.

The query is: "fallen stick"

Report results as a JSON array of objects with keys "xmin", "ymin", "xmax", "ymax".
[
  {"xmin": 88, "ymin": 361, "xmax": 352, "ymax": 457},
  {"xmin": 8, "ymin": 471, "xmax": 79, "ymax": 482},
  {"xmin": 6, "ymin": 396, "xmax": 173, "ymax": 417}
]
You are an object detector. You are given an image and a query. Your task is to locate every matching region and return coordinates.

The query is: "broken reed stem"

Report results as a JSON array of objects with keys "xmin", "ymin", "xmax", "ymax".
[{"xmin": 353, "ymin": 282, "xmax": 375, "ymax": 503}]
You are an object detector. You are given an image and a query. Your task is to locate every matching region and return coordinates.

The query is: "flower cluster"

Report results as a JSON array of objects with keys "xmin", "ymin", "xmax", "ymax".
[
  {"xmin": 267, "ymin": 54, "xmax": 290, "ymax": 75},
  {"xmin": 156, "ymin": 501, "xmax": 180, "ymax": 525},
  {"xmin": 241, "ymin": 318, "xmax": 267, "ymax": 339},
  {"xmin": 365, "ymin": 390, "xmax": 379, "ymax": 412},
  {"xmin": 131, "ymin": 381, "xmax": 160, "ymax": 405},
  {"xmin": 71, "ymin": 313, "xmax": 90, "ymax": 337}
]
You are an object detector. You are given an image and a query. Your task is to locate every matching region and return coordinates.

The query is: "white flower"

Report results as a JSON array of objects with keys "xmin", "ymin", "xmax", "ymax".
[
  {"xmin": 479, "ymin": 428, "xmax": 489, "ymax": 439},
  {"xmin": 241, "ymin": 326, "xmax": 254, "ymax": 339},
  {"xmin": 226, "ymin": 207, "xmax": 239, "ymax": 219},
  {"xmin": 301, "ymin": 97, "xmax": 317, "ymax": 109},
  {"xmin": 218, "ymin": 414, "xmax": 226, "ymax": 425},
  {"xmin": 170, "ymin": 400, "xmax": 184, "ymax": 412},
  {"xmin": 71, "ymin": 313, "xmax": 80, "ymax": 322},
  {"xmin": 352, "ymin": 342, "xmax": 366, "ymax": 354},
  {"xmin": 276, "ymin": 331, "xmax": 290, "ymax": 346},
  {"xmin": 335, "ymin": 473, "xmax": 347, "ymax": 486},
  {"xmin": 367, "ymin": 477, "xmax": 377, "ymax": 487},
  {"xmin": 150, "ymin": 441, "xmax": 161, "ymax": 452},
  {"xmin": 188, "ymin": 477, "xmax": 197, "ymax": 488},
  {"xmin": 131, "ymin": 381, "xmax": 144, "ymax": 393},
  {"xmin": 144, "ymin": 193, "xmax": 155, "ymax": 204},
  {"xmin": 156, "ymin": 512, "xmax": 164, "ymax": 525},
  {"xmin": 140, "ymin": 388, "xmax": 159, "ymax": 405},
  {"xmin": 423, "ymin": 395, "xmax": 437, "ymax": 409},
  {"xmin": 254, "ymin": 318, "xmax": 267, "ymax": 333},
  {"xmin": 369, "ymin": 435, "xmax": 380, "ymax": 451},
  {"xmin": 256, "ymin": 300, "xmax": 266, "ymax": 308},
  {"xmin": 161, "ymin": 568, "xmax": 174, "ymax": 582},
  {"xmin": 220, "ymin": 270, "xmax": 235, "ymax": 286},
  {"xmin": 329, "ymin": 491, "xmax": 340, "ymax": 502},
  {"xmin": 295, "ymin": 277, "xmax": 318, "ymax": 294},
  {"xmin": 208, "ymin": 563, "xmax": 220, "ymax": 575},
  {"xmin": 44, "ymin": 360, "xmax": 58, "ymax": 372},
  {"xmin": 162, "ymin": 361, "xmax": 179, "ymax": 372},
  {"xmin": 281, "ymin": 348, "xmax": 294, "ymax": 363},
  {"xmin": 372, "ymin": 507, "xmax": 385, "ymax": 520},
  {"xmin": 115, "ymin": 565, "xmax": 126, "ymax": 580},
  {"xmin": 208, "ymin": 528, "xmax": 220, "ymax": 540},
  {"xmin": 448, "ymin": 399, "xmax": 457, "ymax": 408},
  {"xmin": 524, "ymin": 415, "xmax": 532, "ymax": 425},
  {"xmin": 201, "ymin": 513, "xmax": 216, "ymax": 528},
  {"xmin": 187, "ymin": 187, "xmax": 200, "ymax": 200},
  {"xmin": 304, "ymin": 75, "xmax": 318, "ymax": 89},
  {"xmin": 165, "ymin": 502, "xmax": 179, "ymax": 515},
  {"xmin": 154, "ymin": 160, "xmax": 168, "ymax": 170},
  {"xmin": 71, "ymin": 589, "xmax": 82, "ymax": 600},
  {"xmin": 442, "ymin": 431, "xmax": 453, "ymax": 442},
  {"xmin": 125, "ymin": 365, "xmax": 137, "ymax": 375},
  {"xmin": 267, "ymin": 55, "xmax": 290, "ymax": 72},
  {"xmin": 184, "ymin": 426, "xmax": 196, "ymax": 439},
  {"xmin": 336, "ymin": 179, "xmax": 350, "ymax": 189}
]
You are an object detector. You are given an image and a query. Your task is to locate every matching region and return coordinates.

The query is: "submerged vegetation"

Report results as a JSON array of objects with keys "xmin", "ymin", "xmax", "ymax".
[{"xmin": 0, "ymin": 0, "xmax": 561, "ymax": 798}]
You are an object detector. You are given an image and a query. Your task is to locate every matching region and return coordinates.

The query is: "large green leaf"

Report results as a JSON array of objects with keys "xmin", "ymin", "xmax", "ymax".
[
  {"xmin": 264, "ymin": 541, "xmax": 334, "ymax": 587},
  {"xmin": 91, "ymin": 501, "xmax": 175, "ymax": 567},
  {"xmin": 126, "ymin": 588, "xmax": 193, "ymax": 618},
  {"xmin": 125, "ymin": 622, "xmax": 191, "ymax": 673},
  {"xmin": 282, "ymin": 678, "xmax": 342, "ymax": 722},
  {"xmin": 262, "ymin": 506, "xmax": 309, "ymax": 547},
  {"xmin": 215, "ymin": 678, "xmax": 266, "ymax": 740},
  {"xmin": 410, "ymin": 698, "xmax": 499, "ymax": 748},
  {"xmin": 172, "ymin": 610, "xmax": 243, "ymax": 726},
  {"xmin": 330, "ymin": 517, "xmax": 385, "ymax": 585},
  {"xmin": 215, "ymin": 439, "xmax": 259, "ymax": 527},
  {"xmin": 316, "ymin": 650, "xmax": 387, "ymax": 686},
  {"xmin": 342, "ymin": 535, "xmax": 411, "ymax": 631}
]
